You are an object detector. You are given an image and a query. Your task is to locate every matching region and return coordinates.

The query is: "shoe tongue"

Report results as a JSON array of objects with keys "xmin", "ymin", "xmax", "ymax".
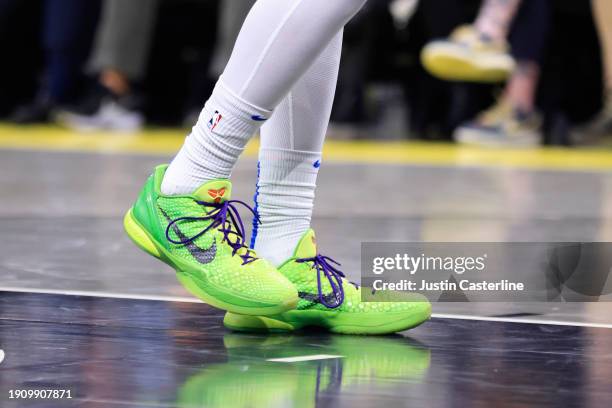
[
  {"xmin": 193, "ymin": 179, "xmax": 232, "ymax": 203},
  {"xmin": 293, "ymin": 229, "xmax": 317, "ymax": 259}
]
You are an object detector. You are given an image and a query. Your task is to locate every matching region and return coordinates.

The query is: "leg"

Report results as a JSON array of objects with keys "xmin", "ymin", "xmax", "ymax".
[
  {"xmin": 88, "ymin": 0, "xmax": 161, "ymax": 89},
  {"xmin": 55, "ymin": 0, "xmax": 157, "ymax": 132},
  {"xmin": 43, "ymin": 0, "xmax": 100, "ymax": 104},
  {"xmin": 125, "ymin": 0, "xmax": 368, "ymax": 315},
  {"xmin": 161, "ymin": 0, "xmax": 367, "ymax": 195},
  {"xmin": 225, "ymin": 30, "xmax": 431, "ymax": 336},
  {"xmin": 252, "ymin": 32, "xmax": 342, "ymax": 266},
  {"xmin": 503, "ymin": 61, "xmax": 540, "ymax": 113},
  {"xmin": 474, "ymin": 0, "xmax": 523, "ymax": 41},
  {"xmin": 451, "ymin": 0, "xmax": 550, "ymax": 148},
  {"xmin": 580, "ymin": 0, "xmax": 612, "ymax": 136},
  {"xmin": 594, "ymin": 0, "xmax": 612, "ymax": 91},
  {"xmin": 225, "ymin": 35, "xmax": 433, "ymax": 330},
  {"xmin": 10, "ymin": 0, "xmax": 98, "ymax": 124},
  {"xmin": 504, "ymin": 0, "xmax": 550, "ymax": 113}
]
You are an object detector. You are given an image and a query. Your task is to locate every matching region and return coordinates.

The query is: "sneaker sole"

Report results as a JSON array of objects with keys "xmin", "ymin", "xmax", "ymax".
[
  {"xmin": 422, "ymin": 43, "xmax": 514, "ymax": 83},
  {"xmin": 123, "ymin": 208, "xmax": 297, "ymax": 315},
  {"xmin": 455, "ymin": 126, "xmax": 540, "ymax": 148},
  {"xmin": 223, "ymin": 304, "xmax": 432, "ymax": 336}
]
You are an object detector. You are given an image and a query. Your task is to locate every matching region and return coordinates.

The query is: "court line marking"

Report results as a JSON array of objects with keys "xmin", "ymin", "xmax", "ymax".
[
  {"xmin": 0, "ymin": 286, "xmax": 202, "ymax": 303},
  {"xmin": 432, "ymin": 313, "xmax": 612, "ymax": 329},
  {"xmin": 2, "ymin": 286, "xmax": 612, "ymax": 329},
  {"xmin": 267, "ymin": 354, "xmax": 343, "ymax": 363}
]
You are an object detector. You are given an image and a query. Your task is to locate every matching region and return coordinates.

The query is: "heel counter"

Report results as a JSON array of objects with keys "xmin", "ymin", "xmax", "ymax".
[
  {"xmin": 131, "ymin": 166, "xmax": 168, "ymax": 248},
  {"xmin": 132, "ymin": 172, "xmax": 157, "ymax": 231}
]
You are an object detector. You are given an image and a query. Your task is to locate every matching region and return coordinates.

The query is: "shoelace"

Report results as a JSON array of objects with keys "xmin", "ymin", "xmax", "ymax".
[
  {"xmin": 296, "ymin": 254, "xmax": 357, "ymax": 309},
  {"xmin": 166, "ymin": 199, "xmax": 260, "ymax": 265}
]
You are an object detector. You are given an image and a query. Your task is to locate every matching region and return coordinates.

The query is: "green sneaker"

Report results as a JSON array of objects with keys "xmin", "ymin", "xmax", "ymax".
[
  {"xmin": 224, "ymin": 230, "xmax": 431, "ymax": 335},
  {"xmin": 124, "ymin": 165, "xmax": 298, "ymax": 315}
]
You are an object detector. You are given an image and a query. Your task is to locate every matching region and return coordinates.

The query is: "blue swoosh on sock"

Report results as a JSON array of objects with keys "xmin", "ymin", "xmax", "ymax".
[{"xmin": 250, "ymin": 161, "xmax": 261, "ymax": 249}]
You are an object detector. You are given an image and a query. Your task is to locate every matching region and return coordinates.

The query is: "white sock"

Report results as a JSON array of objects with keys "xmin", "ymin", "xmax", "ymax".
[
  {"xmin": 252, "ymin": 33, "xmax": 342, "ymax": 265},
  {"xmin": 252, "ymin": 148, "xmax": 321, "ymax": 265},
  {"xmin": 161, "ymin": 81, "xmax": 271, "ymax": 195}
]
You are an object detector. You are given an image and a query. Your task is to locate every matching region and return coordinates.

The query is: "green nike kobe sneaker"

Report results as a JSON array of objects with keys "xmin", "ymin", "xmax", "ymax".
[
  {"xmin": 124, "ymin": 165, "xmax": 298, "ymax": 315},
  {"xmin": 224, "ymin": 229, "xmax": 431, "ymax": 335}
]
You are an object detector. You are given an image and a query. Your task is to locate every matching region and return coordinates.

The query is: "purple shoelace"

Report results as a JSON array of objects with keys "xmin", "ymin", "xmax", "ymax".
[
  {"xmin": 165, "ymin": 199, "xmax": 260, "ymax": 265},
  {"xmin": 296, "ymin": 254, "xmax": 354, "ymax": 309}
]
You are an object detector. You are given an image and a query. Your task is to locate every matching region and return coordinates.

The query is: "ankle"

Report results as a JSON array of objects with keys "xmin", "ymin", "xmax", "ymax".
[{"xmin": 161, "ymin": 81, "xmax": 272, "ymax": 195}]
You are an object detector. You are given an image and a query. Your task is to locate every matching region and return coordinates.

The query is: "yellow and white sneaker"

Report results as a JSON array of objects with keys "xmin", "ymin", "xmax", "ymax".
[
  {"xmin": 454, "ymin": 99, "xmax": 542, "ymax": 148},
  {"xmin": 421, "ymin": 25, "xmax": 515, "ymax": 83}
]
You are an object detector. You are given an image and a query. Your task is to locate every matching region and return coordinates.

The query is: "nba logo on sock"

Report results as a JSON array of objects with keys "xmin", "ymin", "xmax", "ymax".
[{"xmin": 208, "ymin": 111, "xmax": 223, "ymax": 131}]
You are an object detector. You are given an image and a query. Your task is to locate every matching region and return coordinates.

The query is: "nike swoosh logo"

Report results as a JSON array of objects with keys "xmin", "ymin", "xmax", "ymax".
[
  {"xmin": 251, "ymin": 115, "xmax": 267, "ymax": 121},
  {"xmin": 298, "ymin": 291, "xmax": 342, "ymax": 306},
  {"xmin": 160, "ymin": 208, "xmax": 217, "ymax": 265}
]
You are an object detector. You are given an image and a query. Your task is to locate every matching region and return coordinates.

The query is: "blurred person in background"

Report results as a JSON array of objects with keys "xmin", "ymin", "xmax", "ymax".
[
  {"xmin": 580, "ymin": 0, "xmax": 612, "ymax": 141},
  {"xmin": 8, "ymin": 0, "xmax": 100, "ymax": 124},
  {"xmin": 330, "ymin": 0, "xmax": 398, "ymax": 132},
  {"xmin": 400, "ymin": 0, "xmax": 484, "ymax": 141},
  {"xmin": 421, "ymin": 0, "xmax": 550, "ymax": 147},
  {"xmin": 181, "ymin": 0, "xmax": 255, "ymax": 126},
  {"xmin": 0, "ymin": 0, "xmax": 42, "ymax": 118},
  {"xmin": 56, "ymin": 0, "xmax": 159, "ymax": 132},
  {"xmin": 58, "ymin": 0, "xmax": 220, "ymax": 132}
]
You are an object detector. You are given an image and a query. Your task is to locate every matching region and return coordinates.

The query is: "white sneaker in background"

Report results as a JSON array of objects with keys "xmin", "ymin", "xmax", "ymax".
[{"xmin": 55, "ymin": 99, "xmax": 144, "ymax": 133}]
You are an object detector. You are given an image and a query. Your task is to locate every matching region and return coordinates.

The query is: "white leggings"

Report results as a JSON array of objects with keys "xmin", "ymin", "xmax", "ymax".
[
  {"xmin": 261, "ymin": 31, "xmax": 342, "ymax": 153},
  {"xmin": 222, "ymin": 0, "xmax": 365, "ymax": 111}
]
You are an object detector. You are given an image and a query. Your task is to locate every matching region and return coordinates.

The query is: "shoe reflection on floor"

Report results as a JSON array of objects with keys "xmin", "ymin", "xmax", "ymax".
[{"xmin": 176, "ymin": 333, "xmax": 431, "ymax": 408}]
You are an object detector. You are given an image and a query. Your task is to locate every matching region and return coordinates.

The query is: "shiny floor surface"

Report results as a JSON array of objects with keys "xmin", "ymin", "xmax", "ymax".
[
  {"xmin": 1, "ymin": 146, "xmax": 612, "ymax": 407},
  {"xmin": 2, "ymin": 149, "xmax": 612, "ymax": 323},
  {"xmin": 2, "ymin": 291, "xmax": 611, "ymax": 408}
]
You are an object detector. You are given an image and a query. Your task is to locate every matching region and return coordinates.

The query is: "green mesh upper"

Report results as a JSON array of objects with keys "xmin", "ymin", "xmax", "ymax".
[
  {"xmin": 279, "ymin": 229, "xmax": 429, "ymax": 314},
  {"xmin": 155, "ymin": 195, "xmax": 294, "ymax": 303},
  {"xmin": 133, "ymin": 165, "xmax": 295, "ymax": 306}
]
